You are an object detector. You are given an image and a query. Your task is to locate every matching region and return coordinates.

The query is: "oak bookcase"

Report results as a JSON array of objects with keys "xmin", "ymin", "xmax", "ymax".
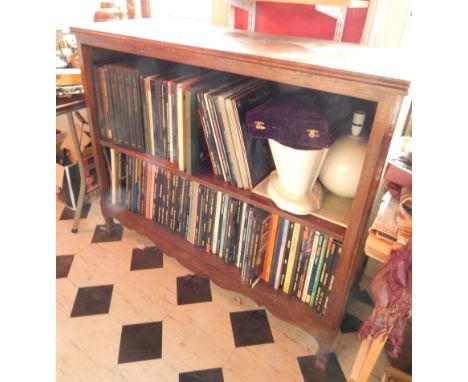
[{"xmin": 71, "ymin": 18, "xmax": 410, "ymax": 353}]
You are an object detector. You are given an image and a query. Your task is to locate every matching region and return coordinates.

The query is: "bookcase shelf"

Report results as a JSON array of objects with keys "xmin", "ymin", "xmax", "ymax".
[
  {"xmin": 72, "ymin": 18, "xmax": 410, "ymax": 353},
  {"xmin": 99, "ymin": 138, "xmax": 347, "ymax": 241}
]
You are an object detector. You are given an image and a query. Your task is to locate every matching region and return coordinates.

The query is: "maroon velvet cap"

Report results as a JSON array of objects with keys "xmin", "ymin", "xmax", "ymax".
[{"xmin": 246, "ymin": 92, "xmax": 334, "ymax": 150}]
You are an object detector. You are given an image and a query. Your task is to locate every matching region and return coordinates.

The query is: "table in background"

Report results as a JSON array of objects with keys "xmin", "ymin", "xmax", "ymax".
[{"xmin": 56, "ymin": 94, "xmax": 86, "ymax": 233}]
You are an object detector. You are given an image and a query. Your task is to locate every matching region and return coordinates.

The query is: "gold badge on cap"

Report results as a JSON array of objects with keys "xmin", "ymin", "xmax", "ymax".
[{"xmin": 307, "ymin": 129, "xmax": 320, "ymax": 138}]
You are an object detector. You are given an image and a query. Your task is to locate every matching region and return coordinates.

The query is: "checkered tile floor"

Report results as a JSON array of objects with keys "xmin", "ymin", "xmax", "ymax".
[{"xmin": 57, "ymin": 200, "xmax": 389, "ymax": 381}]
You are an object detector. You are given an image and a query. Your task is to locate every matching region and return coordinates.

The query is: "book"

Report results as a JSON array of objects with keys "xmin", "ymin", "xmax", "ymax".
[
  {"xmin": 217, "ymin": 194, "xmax": 231, "ymax": 257},
  {"xmin": 235, "ymin": 201, "xmax": 248, "ymax": 267},
  {"xmin": 320, "ymin": 244, "xmax": 342, "ymax": 315},
  {"xmin": 302, "ymin": 231, "xmax": 321, "ymax": 303},
  {"xmin": 293, "ymin": 227, "xmax": 313, "ymax": 298},
  {"xmin": 269, "ymin": 217, "xmax": 285, "ymax": 288},
  {"xmin": 262, "ymin": 213, "xmax": 279, "ymax": 283},
  {"xmin": 273, "ymin": 219, "xmax": 290, "ymax": 290},
  {"xmin": 315, "ymin": 240, "xmax": 338, "ymax": 313},
  {"xmin": 279, "ymin": 221, "xmax": 295, "ymax": 289},
  {"xmin": 249, "ymin": 210, "xmax": 271, "ymax": 286},
  {"xmin": 211, "ymin": 191, "xmax": 223, "ymax": 255},
  {"xmin": 282, "ymin": 223, "xmax": 304, "ymax": 295},
  {"xmin": 309, "ymin": 235, "xmax": 331, "ymax": 307}
]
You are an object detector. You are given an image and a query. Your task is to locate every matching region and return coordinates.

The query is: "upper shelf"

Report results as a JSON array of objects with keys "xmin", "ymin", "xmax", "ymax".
[{"xmin": 71, "ymin": 18, "xmax": 410, "ymax": 98}]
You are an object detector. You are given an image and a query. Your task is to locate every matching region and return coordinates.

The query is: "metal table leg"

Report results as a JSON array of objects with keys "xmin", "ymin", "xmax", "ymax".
[{"xmin": 66, "ymin": 112, "xmax": 86, "ymax": 233}]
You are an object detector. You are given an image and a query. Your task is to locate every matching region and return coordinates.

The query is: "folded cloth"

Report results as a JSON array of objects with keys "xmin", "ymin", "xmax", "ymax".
[{"xmin": 358, "ymin": 238, "xmax": 412, "ymax": 358}]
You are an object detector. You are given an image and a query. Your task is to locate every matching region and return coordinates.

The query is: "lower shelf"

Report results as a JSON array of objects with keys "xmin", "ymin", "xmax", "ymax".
[{"xmin": 101, "ymin": 203, "xmax": 337, "ymax": 351}]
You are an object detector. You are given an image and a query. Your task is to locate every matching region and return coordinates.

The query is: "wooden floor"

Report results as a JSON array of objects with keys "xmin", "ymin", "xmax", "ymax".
[{"xmin": 56, "ymin": 198, "xmax": 389, "ymax": 381}]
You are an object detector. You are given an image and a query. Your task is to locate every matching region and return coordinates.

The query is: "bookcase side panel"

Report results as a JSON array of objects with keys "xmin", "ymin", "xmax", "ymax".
[{"xmin": 323, "ymin": 94, "xmax": 405, "ymax": 335}]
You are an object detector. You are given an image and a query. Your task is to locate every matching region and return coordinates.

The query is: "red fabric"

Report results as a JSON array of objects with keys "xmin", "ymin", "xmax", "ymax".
[{"xmin": 357, "ymin": 238, "xmax": 412, "ymax": 358}]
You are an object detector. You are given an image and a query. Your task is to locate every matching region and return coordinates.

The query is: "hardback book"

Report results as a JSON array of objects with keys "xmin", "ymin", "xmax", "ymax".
[
  {"xmin": 262, "ymin": 213, "xmax": 279, "ymax": 283},
  {"xmin": 269, "ymin": 217, "xmax": 285, "ymax": 288},
  {"xmin": 210, "ymin": 191, "xmax": 223, "ymax": 255},
  {"xmin": 279, "ymin": 221, "xmax": 295, "ymax": 289},
  {"xmin": 282, "ymin": 223, "xmax": 304, "ymax": 295},
  {"xmin": 320, "ymin": 243, "xmax": 342, "ymax": 315},
  {"xmin": 302, "ymin": 231, "xmax": 321, "ymax": 303},
  {"xmin": 217, "ymin": 194, "xmax": 231, "ymax": 257},
  {"xmin": 234, "ymin": 201, "xmax": 248, "ymax": 267},
  {"xmin": 310, "ymin": 235, "xmax": 331, "ymax": 307},
  {"xmin": 273, "ymin": 219, "xmax": 291, "ymax": 290},
  {"xmin": 223, "ymin": 199, "xmax": 241, "ymax": 265},
  {"xmin": 315, "ymin": 239, "xmax": 338, "ymax": 313},
  {"xmin": 294, "ymin": 227, "xmax": 314, "ymax": 299}
]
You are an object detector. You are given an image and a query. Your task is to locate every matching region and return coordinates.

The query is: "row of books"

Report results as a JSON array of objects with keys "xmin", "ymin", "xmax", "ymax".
[
  {"xmin": 93, "ymin": 57, "xmax": 274, "ymax": 189},
  {"xmin": 106, "ymin": 149, "xmax": 341, "ymax": 314}
]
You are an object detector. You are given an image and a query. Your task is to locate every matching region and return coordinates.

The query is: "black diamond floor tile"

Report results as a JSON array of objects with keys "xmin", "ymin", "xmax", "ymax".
[
  {"xmin": 70, "ymin": 285, "xmax": 113, "ymax": 317},
  {"xmin": 131, "ymin": 247, "xmax": 163, "ymax": 271},
  {"xmin": 91, "ymin": 224, "xmax": 123, "ymax": 243},
  {"xmin": 177, "ymin": 275, "xmax": 212, "ymax": 305},
  {"xmin": 118, "ymin": 322, "xmax": 162, "ymax": 364},
  {"xmin": 297, "ymin": 353, "xmax": 346, "ymax": 382},
  {"xmin": 356, "ymin": 289, "xmax": 375, "ymax": 307},
  {"xmin": 59, "ymin": 204, "xmax": 91, "ymax": 220},
  {"xmin": 229, "ymin": 309, "xmax": 274, "ymax": 347},
  {"xmin": 179, "ymin": 368, "xmax": 224, "ymax": 382},
  {"xmin": 56, "ymin": 254, "xmax": 74, "ymax": 279},
  {"xmin": 340, "ymin": 313, "xmax": 363, "ymax": 333}
]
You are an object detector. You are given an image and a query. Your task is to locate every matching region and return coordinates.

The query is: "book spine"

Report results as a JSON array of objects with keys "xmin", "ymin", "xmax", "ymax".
[
  {"xmin": 273, "ymin": 220, "xmax": 290, "ymax": 290},
  {"xmin": 315, "ymin": 240, "xmax": 337, "ymax": 313},
  {"xmin": 269, "ymin": 218, "xmax": 285, "ymax": 288},
  {"xmin": 279, "ymin": 221, "xmax": 295, "ymax": 289},
  {"xmin": 302, "ymin": 231, "xmax": 321, "ymax": 303},
  {"xmin": 262, "ymin": 214, "xmax": 279, "ymax": 283},
  {"xmin": 309, "ymin": 235, "xmax": 330, "ymax": 307},
  {"xmin": 211, "ymin": 191, "xmax": 223, "ymax": 255},
  {"xmin": 282, "ymin": 223, "xmax": 303, "ymax": 295},
  {"xmin": 319, "ymin": 242, "xmax": 342, "ymax": 315},
  {"xmin": 294, "ymin": 227, "xmax": 313, "ymax": 299}
]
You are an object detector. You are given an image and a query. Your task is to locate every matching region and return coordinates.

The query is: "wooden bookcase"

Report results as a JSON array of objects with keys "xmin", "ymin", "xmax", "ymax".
[{"xmin": 71, "ymin": 18, "xmax": 410, "ymax": 353}]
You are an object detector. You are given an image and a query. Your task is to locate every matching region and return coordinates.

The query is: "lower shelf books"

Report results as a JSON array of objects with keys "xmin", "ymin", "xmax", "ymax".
[{"xmin": 106, "ymin": 149, "xmax": 342, "ymax": 314}]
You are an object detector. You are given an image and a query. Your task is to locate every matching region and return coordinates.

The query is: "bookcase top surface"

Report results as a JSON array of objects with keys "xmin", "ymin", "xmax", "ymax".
[{"xmin": 71, "ymin": 19, "xmax": 410, "ymax": 93}]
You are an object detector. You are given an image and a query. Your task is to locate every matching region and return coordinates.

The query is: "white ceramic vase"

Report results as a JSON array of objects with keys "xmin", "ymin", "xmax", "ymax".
[
  {"xmin": 319, "ymin": 111, "xmax": 368, "ymax": 198},
  {"xmin": 267, "ymin": 139, "xmax": 329, "ymax": 215}
]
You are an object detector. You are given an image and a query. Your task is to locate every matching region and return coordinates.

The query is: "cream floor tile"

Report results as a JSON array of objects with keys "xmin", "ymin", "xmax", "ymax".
[
  {"xmin": 100, "ymin": 359, "xmax": 179, "ymax": 382},
  {"xmin": 56, "ymin": 218, "xmax": 98, "ymax": 256},
  {"xmin": 162, "ymin": 308, "xmax": 235, "ymax": 373},
  {"xmin": 108, "ymin": 268, "xmax": 176, "ymax": 326},
  {"xmin": 56, "ymin": 277, "xmax": 78, "ymax": 327},
  {"xmin": 223, "ymin": 346, "xmax": 302, "ymax": 382},
  {"xmin": 172, "ymin": 293, "xmax": 235, "ymax": 347},
  {"xmin": 67, "ymin": 244, "xmax": 129, "ymax": 288},
  {"xmin": 57, "ymin": 315, "xmax": 122, "ymax": 382}
]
